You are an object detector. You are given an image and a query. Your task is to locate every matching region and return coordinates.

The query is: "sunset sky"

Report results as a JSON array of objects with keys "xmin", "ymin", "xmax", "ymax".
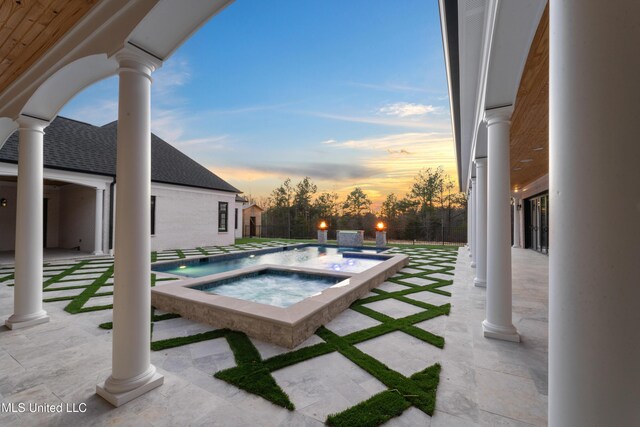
[{"xmin": 61, "ymin": 0, "xmax": 456, "ymax": 209}]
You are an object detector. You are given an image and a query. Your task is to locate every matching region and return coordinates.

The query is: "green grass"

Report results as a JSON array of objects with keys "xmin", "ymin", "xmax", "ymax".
[
  {"xmin": 326, "ymin": 390, "xmax": 411, "ymax": 427},
  {"xmin": 64, "ymin": 266, "xmax": 114, "ymax": 314}
]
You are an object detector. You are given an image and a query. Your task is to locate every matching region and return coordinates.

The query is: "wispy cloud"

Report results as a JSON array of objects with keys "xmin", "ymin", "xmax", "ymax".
[
  {"xmin": 345, "ymin": 81, "xmax": 435, "ymax": 94},
  {"xmin": 378, "ymin": 102, "xmax": 443, "ymax": 117},
  {"xmin": 304, "ymin": 111, "xmax": 450, "ymax": 130},
  {"xmin": 321, "ymin": 139, "xmax": 337, "ymax": 145}
]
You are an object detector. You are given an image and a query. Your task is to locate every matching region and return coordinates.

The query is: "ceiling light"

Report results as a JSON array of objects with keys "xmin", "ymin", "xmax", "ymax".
[
  {"xmin": 532, "ymin": 147, "xmax": 544, "ymax": 151},
  {"xmin": 520, "ymin": 159, "xmax": 533, "ymax": 163}
]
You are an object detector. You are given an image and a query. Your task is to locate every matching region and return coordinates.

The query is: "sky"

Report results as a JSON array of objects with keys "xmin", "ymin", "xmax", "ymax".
[{"xmin": 61, "ymin": 0, "xmax": 456, "ymax": 210}]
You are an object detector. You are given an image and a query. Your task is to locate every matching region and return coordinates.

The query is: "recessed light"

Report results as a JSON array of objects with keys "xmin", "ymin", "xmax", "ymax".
[
  {"xmin": 532, "ymin": 147, "xmax": 544, "ymax": 151},
  {"xmin": 520, "ymin": 159, "xmax": 533, "ymax": 163},
  {"xmin": 514, "ymin": 167, "xmax": 522, "ymax": 171}
]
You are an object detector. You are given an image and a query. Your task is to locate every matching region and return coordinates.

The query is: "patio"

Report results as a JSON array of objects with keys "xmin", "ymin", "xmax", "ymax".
[{"xmin": 0, "ymin": 242, "xmax": 548, "ymax": 426}]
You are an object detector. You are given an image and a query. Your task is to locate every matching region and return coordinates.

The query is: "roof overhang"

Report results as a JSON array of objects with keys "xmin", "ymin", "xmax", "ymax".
[{"xmin": 439, "ymin": 0, "xmax": 546, "ymax": 192}]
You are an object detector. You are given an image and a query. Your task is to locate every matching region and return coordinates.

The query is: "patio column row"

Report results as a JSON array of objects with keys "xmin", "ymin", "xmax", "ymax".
[
  {"xmin": 482, "ymin": 106, "xmax": 519, "ymax": 342},
  {"xmin": 549, "ymin": 0, "xmax": 640, "ymax": 424},
  {"xmin": 512, "ymin": 197, "xmax": 521, "ymax": 248},
  {"xmin": 96, "ymin": 45, "xmax": 163, "ymax": 407},
  {"xmin": 5, "ymin": 116, "xmax": 50, "ymax": 330},
  {"xmin": 470, "ymin": 177, "xmax": 476, "ymax": 267},
  {"xmin": 473, "ymin": 158, "xmax": 487, "ymax": 288}
]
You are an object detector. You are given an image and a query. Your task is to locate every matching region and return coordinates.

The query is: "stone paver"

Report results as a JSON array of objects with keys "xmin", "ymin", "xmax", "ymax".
[{"xmin": 362, "ymin": 298, "xmax": 424, "ymax": 319}]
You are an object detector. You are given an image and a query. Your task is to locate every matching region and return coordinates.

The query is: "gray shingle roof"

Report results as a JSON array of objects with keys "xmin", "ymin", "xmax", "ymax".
[{"xmin": 0, "ymin": 116, "xmax": 240, "ymax": 193}]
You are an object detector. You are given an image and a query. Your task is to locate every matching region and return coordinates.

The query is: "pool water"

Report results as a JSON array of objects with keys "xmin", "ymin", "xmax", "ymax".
[
  {"xmin": 195, "ymin": 271, "xmax": 342, "ymax": 308},
  {"xmin": 154, "ymin": 246, "xmax": 383, "ymax": 278}
]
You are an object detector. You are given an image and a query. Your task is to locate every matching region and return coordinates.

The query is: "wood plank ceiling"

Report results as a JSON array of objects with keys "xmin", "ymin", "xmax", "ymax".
[
  {"xmin": 510, "ymin": 6, "xmax": 549, "ymax": 192},
  {"xmin": 0, "ymin": 0, "xmax": 99, "ymax": 95}
]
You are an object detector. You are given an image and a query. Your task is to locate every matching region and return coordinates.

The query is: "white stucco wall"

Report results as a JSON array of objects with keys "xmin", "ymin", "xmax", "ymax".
[
  {"xmin": 59, "ymin": 184, "xmax": 95, "ymax": 252},
  {"xmin": 150, "ymin": 183, "xmax": 236, "ymax": 251},
  {"xmin": 44, "ymin": 185, "xmax": 60, "ymax": 248},
  {"xmin": 234, "ymin": 202, "xmax": 243, "ymax": 239},
  {"xmin": 0, "ymin": 182, "xmax": 17, "ymax": 251}
]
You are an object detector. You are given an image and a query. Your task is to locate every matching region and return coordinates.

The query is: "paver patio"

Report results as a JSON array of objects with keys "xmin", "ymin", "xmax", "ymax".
[{"xmin": 0, "ymin": 242, "xmax": 548, "ymax": 426}]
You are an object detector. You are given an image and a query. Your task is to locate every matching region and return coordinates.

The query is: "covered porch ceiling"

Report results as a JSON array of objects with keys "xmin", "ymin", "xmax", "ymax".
[{"xmin": 510, "ymin": 7, "xmax": 548, "ymax": 192}]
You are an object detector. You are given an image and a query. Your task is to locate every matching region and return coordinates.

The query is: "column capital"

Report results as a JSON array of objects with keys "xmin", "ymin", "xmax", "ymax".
[
  {"xmin": 112, "ymin": 43, "xmax": 163, "ymax": 78},
  {"xmin": 16, "ymin": 115, "xmax": 49, "ymax": 133},
  {"xmin": 474, "ymin": 157, "xmax": 487, "ymax": 168},
  {"xmin": 484, "ymin": 105, "xmax": 513, "ymax": 127}
]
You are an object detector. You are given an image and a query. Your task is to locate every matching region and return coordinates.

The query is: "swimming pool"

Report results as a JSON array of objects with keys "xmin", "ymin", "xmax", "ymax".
[{"xmin": 153, "ymin": 245, "xmax": 385, "ymax": 277}]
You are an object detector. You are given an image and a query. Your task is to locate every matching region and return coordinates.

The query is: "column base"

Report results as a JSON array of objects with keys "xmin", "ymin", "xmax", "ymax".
[
  {"xmin": 512, "ymin": 245, "xmax": 520, "ymax": 249},
  {"xmin": 482, "ymin": 320, "xmax": 520, "ymax": 342},
  {"xmin": 471, "ymin": 261, "xmax": 476, "ymax": 268},
  {"xmin": 5, "ymin": 311, "xmax": 49, "ymax": 330},
  {"xmin": 97, "ymin": 370, "xmax": 164, "ymax": 407},
  {"xmin": 473, "ymin": 278, "xmax": 486, "ymax": 288},
  {"xmin": 92, "ymin": 251, "xmax": 104, "ymax": 256}
]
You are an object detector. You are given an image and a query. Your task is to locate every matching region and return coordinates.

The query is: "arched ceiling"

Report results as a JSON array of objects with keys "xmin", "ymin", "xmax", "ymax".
[{"xmin": 0, "ymin": 0, "xmax": 99, "ymax": 95}]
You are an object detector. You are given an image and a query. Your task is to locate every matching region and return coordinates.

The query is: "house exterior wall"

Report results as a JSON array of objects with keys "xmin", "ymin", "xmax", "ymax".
[
  {"xmin": 234, "ymin": 202, "xmax": 243, "ymax": 239},
  {"xmin": 0, "ymin": 182, "xmax": 17, "ymax": 251},
  {"xmin": 44, "ymin": 185, "xmax": 60, "ymax": 248},
  {"xmin": 59, "ymin": 184, "xmax": 95, "ymax": 252},
  {"xmin": 150, "ymin": 183, "xmax": 235, "ymax": 251},
  {"xmin": 512, "ymin": 174, "xmax": 549, "ymax": 251}
]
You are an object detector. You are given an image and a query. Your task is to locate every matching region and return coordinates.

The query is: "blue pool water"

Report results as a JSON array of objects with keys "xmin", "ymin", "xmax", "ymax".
[
  {"xmin": 193, "ymin": 270, "xmax": 342, "ymax": 308},
  {"xmin": 153, "ymin": 245, "xmax": 384, "ymax": 278}
]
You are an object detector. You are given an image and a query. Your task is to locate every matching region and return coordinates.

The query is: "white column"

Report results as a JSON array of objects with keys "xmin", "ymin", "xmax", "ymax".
[
  {"xmin": 549, "ymin": 1, "xmax": 640, "ymax": 424},
  {"xmin": 473, "ymin": 158, "xmax": 487, "ymax": 287},
  {"xmin": 467, "ymin": 188, "xmax": 473, "ymax": 254},
  {"xmin": 470, "ymin": 178, "xmax": 477, "ymax": 267},
  {"xmin": 97, "ymin": 45, "xmax": 163, "ymax": 407},
  {"xmin": 482, "ymin": 106, "xmax": 518, "ymax": 342},
  {"xmin": 93, "ymin": 188, "xmax": 104, "ymax": 255},
  {"xmin": 5, "ymin": 116, "xmax": 49, "ymax": 330},
  {"xmin": 512, "ymin": 197, "xmax": 521, "ymax": 248}
]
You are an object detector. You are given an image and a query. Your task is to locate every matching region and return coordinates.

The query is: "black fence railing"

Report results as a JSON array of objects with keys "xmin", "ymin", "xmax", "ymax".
[{"xmin": 244, "ymin": 224, "xmax": 467, "ymax": 246}]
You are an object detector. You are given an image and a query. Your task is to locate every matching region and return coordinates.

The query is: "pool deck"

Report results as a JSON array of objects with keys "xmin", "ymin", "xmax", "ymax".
[{"xmin": 0, "ymin": 244, "xmax": 548, "ymax": 426}]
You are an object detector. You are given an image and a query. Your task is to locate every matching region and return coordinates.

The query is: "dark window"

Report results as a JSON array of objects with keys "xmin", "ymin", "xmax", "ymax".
[
  {"xmin": 235, "ymin": 208, "xmax": 239, "ymax": 230},
  {"xmin": 218, "ymin": 202, "xmax": 228, "ymax": 232},
  {"xmin": 151, "ymin": 196, "xmax": 156, "ymax": 235}
]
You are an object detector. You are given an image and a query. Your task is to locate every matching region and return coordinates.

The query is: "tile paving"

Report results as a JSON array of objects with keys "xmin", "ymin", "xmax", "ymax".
[{"xmin": 0, "ymin": 241, "xmax": 548, "ymax": 426}]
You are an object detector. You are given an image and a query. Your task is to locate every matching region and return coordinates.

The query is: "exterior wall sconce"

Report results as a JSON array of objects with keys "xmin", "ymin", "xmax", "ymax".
[
  {"xmin": 517, "ymin": 202, "xmax": 522, "ymax": 211},
  {"xmin": 0, "ymin": 198, "xmax": 7, "ymax": 207}
]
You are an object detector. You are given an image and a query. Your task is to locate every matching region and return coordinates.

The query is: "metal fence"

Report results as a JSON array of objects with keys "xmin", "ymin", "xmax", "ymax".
[{"xmin": 244, "ymin": 224, "xmax": 467, "ymax": 246}]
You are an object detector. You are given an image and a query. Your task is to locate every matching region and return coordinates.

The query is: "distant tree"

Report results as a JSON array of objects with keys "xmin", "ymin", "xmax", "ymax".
[
  {"xmin": 292, "ymin": 177, "xmax": 317, "ymax": 235},
  {"xmin": 342, "ymin": 187, "xmax": 372, "ymax": 217},
  {"xmin": 270, "ymin": 178, "xmax": 294, "ymax": 237},
  {"xmin": 314, "ymin": 192, "xmax": 340, "ymax": 221},
  {"xmin": 381, "ymin": 193, "xmax": 399, "ymax": 221}
]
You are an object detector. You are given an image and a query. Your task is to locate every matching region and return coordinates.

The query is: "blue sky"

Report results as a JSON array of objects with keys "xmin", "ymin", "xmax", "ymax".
[{"xmin": 61, "ymin": 0, "xmax": 455, "ymax": 208}]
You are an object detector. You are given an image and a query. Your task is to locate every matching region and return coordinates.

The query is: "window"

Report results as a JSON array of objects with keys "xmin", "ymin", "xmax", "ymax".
[
  {"xmin": 151, "ymin": 195, "xmax": 156, "ymax": 235},
  {"xmin": 218, "ymin": 202, "xmax": 228, "ymax": 232},
  {"xmin": 235, "ymin": 208, "xmax": 239, "ymax": 230}
]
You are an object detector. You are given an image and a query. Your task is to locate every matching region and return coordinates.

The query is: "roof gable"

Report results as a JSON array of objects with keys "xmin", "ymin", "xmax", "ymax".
[{"xmin": 0, "ymin": 116, "xmax": 239, "ymax": 193}]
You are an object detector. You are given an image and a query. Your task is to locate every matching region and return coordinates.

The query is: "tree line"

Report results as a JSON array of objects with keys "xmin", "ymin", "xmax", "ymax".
[{"xmin": 252, "ymin": 166, "xmax": 468, "ymax": 242}]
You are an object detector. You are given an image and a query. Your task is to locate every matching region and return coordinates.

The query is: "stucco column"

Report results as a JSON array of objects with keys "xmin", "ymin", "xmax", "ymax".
[
  {"xmin": 549, "ymin": 1, "xmax": 640, "ymax": 424},
  {"xmin": 467, "ymin": 187, "xmax": 473, "ymax": 254},
  {"xmin": 482, "ymin": 106, "xmax": 518, "ymax": 342},
  {"xmin": 5, "ymin": 116, "xmax": 50, "ymax": 330},
  {"xmin": 97, "ymin": 45, "xmax": 163, "ymax": 407},
  {"xmin": 470, "ymin": 178, "xmax": 477, "ymax": 267},
  {"xmin": 93, "ymin": 188, "xmax": 104, "ymax": 255},
  {"xmin": 473, "ymin": 158, "xmax": 487, "ymax": 287},
  {"xmin": 512, "ymin": 197, "xmax": 521, "ymax": 248}
]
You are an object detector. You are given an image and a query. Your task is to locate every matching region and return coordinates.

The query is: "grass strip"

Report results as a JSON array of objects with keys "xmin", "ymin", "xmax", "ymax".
[
  {"xmin": 64, "ymin": 266, "xmax": 114, "ymax": 314},
  {"xmin": 316, "ymin": 327, "xmax": 440, "ymax": 415},
  {"xmin": 175, "ymin": 249, "xmax": 186, "ymax": 259},
  {"xmin": 100, "ymin": 312, "xmax": 181, "ymax": 330},
  {"xmin": 215, "ymin": 331, "xmax": 295, "ymax": 410},
  {"xmin": 43, "ymin": 260, "xmax": 90, "ymax": 289},
  {"xmin": 196, "ymin": 247, "xmax": 210, "ymax": 256},
  {"xmin": 326, "ymin": 390, "xmax": 410, "ymax": 427},
  {"xmin": 0, "ymin": 273, "xmax": 14, "ymax": 283},
  {"xmin": 151, "ymin": 329, "xmax": 228, "ymax": 351}
]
